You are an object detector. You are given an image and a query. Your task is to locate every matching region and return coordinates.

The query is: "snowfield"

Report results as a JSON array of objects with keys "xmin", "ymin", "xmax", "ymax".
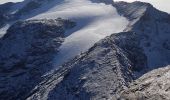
[{"xmin": 31, "ymin": 0, "xmax": 129, "ymax": 66}]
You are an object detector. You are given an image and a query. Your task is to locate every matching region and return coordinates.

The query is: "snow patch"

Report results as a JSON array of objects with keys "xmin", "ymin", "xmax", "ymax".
[{"xmin": 0, "ymin": 24, "xmax": 10, "ymax": 38}]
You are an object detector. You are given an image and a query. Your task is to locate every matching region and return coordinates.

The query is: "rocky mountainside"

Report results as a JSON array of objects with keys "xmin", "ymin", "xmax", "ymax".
[
  {"xmin": 25, "ymin": 31, "xmax": 148, "ymax": 100},
  {"xmin": 0, "ymin": 18, "xmax": 75, "ymax": 100},
  {"xmin": 0, "ymin": 0, "xmax": 170, "ymax": 100}
]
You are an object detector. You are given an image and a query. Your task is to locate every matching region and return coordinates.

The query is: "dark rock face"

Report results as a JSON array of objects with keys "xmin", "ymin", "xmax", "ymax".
[
  {"xmin": 0, "ymin": 18, "xmax": 75, "ymax": 100},
  {"xmin": 111, "ymin": 32, "xmax": 147, "ymax": 72}
]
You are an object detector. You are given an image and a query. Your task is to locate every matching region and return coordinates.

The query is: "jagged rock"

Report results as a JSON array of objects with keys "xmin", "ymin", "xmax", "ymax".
[
  {"xmin": 0, "ymin": 18, "xmax": 75, "ymax": 100},
  {"xmin": 119, "ymin": 66, "xmax": 170, "ymax": 100}
]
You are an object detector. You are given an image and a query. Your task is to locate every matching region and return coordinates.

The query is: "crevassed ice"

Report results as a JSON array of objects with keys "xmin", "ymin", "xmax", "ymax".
[{"xmin": 31, "ymin": 0, "xmax": 129, "ymax": 66}]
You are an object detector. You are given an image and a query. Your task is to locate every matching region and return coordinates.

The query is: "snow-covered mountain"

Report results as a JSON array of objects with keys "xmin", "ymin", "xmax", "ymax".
[{"xmin": 0, "ymin": 0, "xmax": 170, "ymax": 100}]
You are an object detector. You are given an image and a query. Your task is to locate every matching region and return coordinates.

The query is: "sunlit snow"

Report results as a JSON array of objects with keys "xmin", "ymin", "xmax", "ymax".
[{"xmin": 31, "ymin": 0, "xmax": 129, "ymax": 66}]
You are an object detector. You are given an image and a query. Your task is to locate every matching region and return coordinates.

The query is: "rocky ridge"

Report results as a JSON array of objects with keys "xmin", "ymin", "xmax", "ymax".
[{"xmin": 25, "ymin": 31, "xmax": 148, "ymax": 100}]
